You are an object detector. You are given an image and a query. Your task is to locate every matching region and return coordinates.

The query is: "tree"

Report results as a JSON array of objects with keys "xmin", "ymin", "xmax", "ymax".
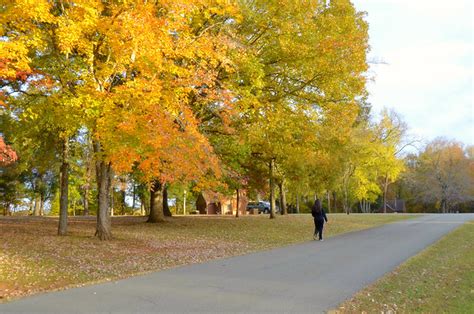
[
  {"xmin": 1, "ymin": 1, "xmax": 90, "ymax": 234},
  {"xmin": 233, "ymin": 0, "xmax": 369, "ymax": 218},
  {"xmin": 374, "ymin": 109, "xmax": 408, "ymax": 213},
  {"xmin": 407, "ymin": 139, "xmax": 473, "ymax": 213},
  {"xmin": 0, "ymin": 161, "xmax": 23, "ymax": 216},
  {"xmin": 2, "ymin": 0, "xmax": 239, "ymax": 238},
  {"xmin": 1, "ymin": 0, "xmax": 375, "ymax": 227}
]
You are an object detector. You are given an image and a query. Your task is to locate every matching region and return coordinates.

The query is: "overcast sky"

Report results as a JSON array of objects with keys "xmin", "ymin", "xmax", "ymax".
[{"xmin": 351, "ymin": 0, "xmax": 473, "ymax": 146}]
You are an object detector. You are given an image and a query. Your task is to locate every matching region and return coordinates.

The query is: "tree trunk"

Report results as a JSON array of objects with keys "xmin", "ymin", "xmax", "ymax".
[
  {"xmin": 96, "ymin": 160, "xmax": 113, "ymax": 240},
  {"xmin": 296, "ymin": 193, "xmax": 300, "ymax": 214},
  {"xmin": 327, "ymin": 190, "xmax": 331, "ymax": 213},
  {"xmin": 279, "ymin": 180, "xmax": 287, "ymax": 215},
  {"xmin": 142, "ymin": 192, "xmax": 150, "ymax": 215},
  {"xmin": 139, "ymin": 193, "xmax": 145, "ymax": 215},
  {"xmin": 110, "ymin": 176, "xmax": 115, "ymax": 217},
  {"xmin": 343, "ymin": 187, "xmax": 350, "ymax": 215},
  {"xmin": 383, "ymin": 174, "xmax": 389, "ymax": 213},
  {"xmin": 39, "ymin": 194, "xmax": 44, "ymax": 216},
  {"xmin": 121, "ymin": 189, "xmax": 126, "ymax": 215},
  {"xmin": 441, "ymin": 199, "xmax": 447, "ymax": 213},
  {"xmin": 132, "ymin": 184, "xmax": 136, "ymax": 214},
  {"xmin": 269, "ymin": 158, "xmax": 276, "ymax": 219},
  {"xmin": 83, "ymin": 190, "xmax": 89, "ymax": 216},
  {"xmin": 119, "ymin": 176, "xmax": 126, "ymax": 215},
  {"xmin": 163, "ymin": 184, "xmax": 172, "ymax": 217},
  {"xmin": 94, "ymin": 142, "xmax": 113, "ymax": 240},
  {"xmin": 332, "ymin": 192, "xmax": 337, "ymax": 213},
  {"xmin": 4, "ymin": 203, "xmax": 10, "ymax": 216},
  {"xmin": 82, "ymin": 180, "xmax": 90, "ymax": 216},
  {"xmin": 28, "ymin": 198, "xmax": 34, "ymax": 215},
  {"xmin": 58, "ymin": 139, "xmax": 69, "ymax": 236},
  {"xmin": 183, "ymin": 190, "xmax": 187, "ymax": 215},
  {"xmin": 82, "ymin": 143, "xmax": 93, "ymax": 216},
  {"xmin": 34, "ymin": 195, "xmax": 41, "ymax": 216},
  {"xmin": 235, "ymin": 188, "xmax": 240, "ymax": 218},
  {"xmin": 148, "ymin": 180, "xmax": 165, "ymax": 223}
]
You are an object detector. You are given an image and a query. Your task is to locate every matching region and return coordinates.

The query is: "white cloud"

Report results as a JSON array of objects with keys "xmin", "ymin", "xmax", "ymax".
[
  {"xmin": 371, "ymin": 42, "xmax": 472, "ymax": 91},
  {"xmin": 355, "ymin": 0, "xmax": 472, "ymax": 14},
  {"xmin": 352, "ymin": 0, "xmax": 474, "ymax": 145}
]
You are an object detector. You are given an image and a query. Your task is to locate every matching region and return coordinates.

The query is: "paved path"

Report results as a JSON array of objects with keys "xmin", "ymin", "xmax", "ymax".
[{"xmin": 1, "ymin": 214, "xmax": 472, "ymax": 313}]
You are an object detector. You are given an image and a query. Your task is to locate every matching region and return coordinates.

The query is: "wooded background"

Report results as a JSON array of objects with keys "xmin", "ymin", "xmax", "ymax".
[{"xmin": 1, "ymin": 0, "xmax": 473, "ymax": 239}]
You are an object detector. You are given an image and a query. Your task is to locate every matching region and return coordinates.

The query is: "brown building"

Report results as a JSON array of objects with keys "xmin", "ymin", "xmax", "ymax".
[{"xmin": 196, "ymin": 190, "xmax": 249, "ymax": 215}]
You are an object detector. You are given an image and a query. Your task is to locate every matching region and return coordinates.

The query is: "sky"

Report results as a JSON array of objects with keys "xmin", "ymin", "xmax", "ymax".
[{"xmin": 351, "ymin": 0, "xmax": 473, "ymax": 147}]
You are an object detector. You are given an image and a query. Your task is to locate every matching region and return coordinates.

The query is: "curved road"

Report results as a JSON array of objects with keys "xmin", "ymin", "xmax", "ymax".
[{"xmin": 1, "ymin": 214, "xmax": 472, "ymax": 313}]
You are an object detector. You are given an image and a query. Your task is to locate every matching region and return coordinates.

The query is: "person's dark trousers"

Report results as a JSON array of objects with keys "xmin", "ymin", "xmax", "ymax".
[{"xmin": 314, "ymin": 219, "xmax": 324, "ymax": 240}]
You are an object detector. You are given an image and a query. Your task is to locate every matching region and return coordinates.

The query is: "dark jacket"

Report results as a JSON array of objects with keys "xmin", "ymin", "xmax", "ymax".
[{"xmin": 312, "ymin": 208, "xmax": 328, "ymax": 222}]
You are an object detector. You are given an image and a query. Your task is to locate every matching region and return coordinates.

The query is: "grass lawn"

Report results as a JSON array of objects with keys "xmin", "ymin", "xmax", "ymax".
[
  {"xmin": 0, "ymin": 213, "xmax": 415, "ymax": 302},
  {"xmin": 335, "ymin": 221, "xmax": 474, "ymax": 313}
]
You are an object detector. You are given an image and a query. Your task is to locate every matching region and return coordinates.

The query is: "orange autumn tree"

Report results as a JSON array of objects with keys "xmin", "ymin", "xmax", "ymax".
[
  {"xmin": 0, "ymin": 136, "xmax": 17, "ymax": 166},
  {"xmin": 0, "ymin": 1, "xmax": 33, "ymax": 166},
  {"xmin": 0, "ymin": 1, "xmax": 34, "ymax": 90},
  {"xmin": 1, "ymin": 0, "xmax": 239, "ymax": 239},
  {"xmin": 93, "ymin": 1, "xmax": 238, "ymax": 225}
]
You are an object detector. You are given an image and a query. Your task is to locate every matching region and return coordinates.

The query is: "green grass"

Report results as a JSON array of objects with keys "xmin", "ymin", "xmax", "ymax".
[
  {"xmin": 335, "ymin": 221, "xmax": 474, "ymax": 313},
  {"xmin": 0, "ymin": 213, "xmax": 415, "ymax": 302}
]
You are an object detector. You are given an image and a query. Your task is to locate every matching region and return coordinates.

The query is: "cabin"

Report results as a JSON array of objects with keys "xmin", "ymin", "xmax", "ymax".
[{"xmin": 196, "ymin": 190, "xmax": 248, "ymax": 215}]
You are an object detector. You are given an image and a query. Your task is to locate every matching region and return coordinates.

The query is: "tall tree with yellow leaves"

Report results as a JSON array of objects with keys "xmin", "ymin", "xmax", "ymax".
[
  {"xmin": 233, "ymin": 0, "xmax": 369, "ymax": 217},
  {"xmin": 1, "ymin": 0, "xmax": 239, "ymax": 238}
]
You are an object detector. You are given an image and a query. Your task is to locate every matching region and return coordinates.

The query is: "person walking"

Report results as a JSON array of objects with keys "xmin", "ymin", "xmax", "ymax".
[{"xmin": 312, "ymin": 199, "xmax": 328, "ymax": 241}]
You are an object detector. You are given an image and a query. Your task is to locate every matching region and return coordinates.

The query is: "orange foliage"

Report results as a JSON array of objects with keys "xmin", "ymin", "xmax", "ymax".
[
  {"xmin": 69, "ymin": 0, "xmax": 238, "ymax": 186},
  {"xmin": 0, "ymin": 136, "xmax": 17, "ymax": 166}
]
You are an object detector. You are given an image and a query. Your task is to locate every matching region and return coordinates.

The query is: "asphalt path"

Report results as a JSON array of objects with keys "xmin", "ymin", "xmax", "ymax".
[{"xmin": 1, "ymin": 214, "xmax": 472, "ymax": 313}]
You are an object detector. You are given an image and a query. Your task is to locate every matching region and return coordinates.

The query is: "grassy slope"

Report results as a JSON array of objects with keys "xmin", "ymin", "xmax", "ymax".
[
  {"xmin": 336, "ymin": 222, "xmax": 474, "ymax": 313},
  {"xmin": 0, "ymin": 213, "xmax": 414, "ymax": 302}
]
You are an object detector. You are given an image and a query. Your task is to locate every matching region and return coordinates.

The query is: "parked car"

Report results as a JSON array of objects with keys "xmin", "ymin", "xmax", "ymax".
[{"xmin": 246, "ymin": 201, "xmax": 279, "ymax": 214}]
